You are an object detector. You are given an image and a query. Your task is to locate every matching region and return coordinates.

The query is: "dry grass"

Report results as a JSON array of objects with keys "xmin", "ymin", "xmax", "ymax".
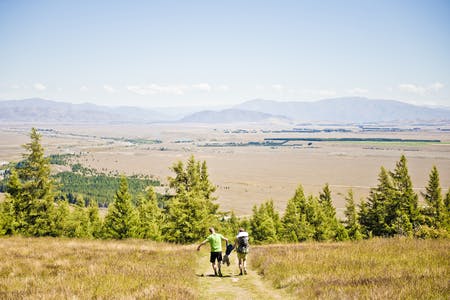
[
  {"xmin": 250, "ymin": 238, "xmax": 450, "ymax": 299},
  {"xmin": 0, "ymin": 237, "xmax": 199, "ymax": 299}
]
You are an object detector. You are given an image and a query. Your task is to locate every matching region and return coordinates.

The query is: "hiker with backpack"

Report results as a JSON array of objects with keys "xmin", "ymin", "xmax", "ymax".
[
  {"xmin": 234, "ymin": 228, "xmax": 249, "ymax": 275},
  {"xmin": 197, "ymin": 227, "xmax": 229, "ymax": 277}
]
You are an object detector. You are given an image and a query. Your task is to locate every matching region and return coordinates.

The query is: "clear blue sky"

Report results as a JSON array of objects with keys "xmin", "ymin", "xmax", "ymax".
[{"xmin": 1, "ymin": 0, "xmax": 449, "ymax": 107}]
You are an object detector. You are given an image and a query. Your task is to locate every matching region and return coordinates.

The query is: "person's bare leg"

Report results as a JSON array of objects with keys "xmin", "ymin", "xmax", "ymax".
[
  {"xmin": 243, "ymin": 258, "xmax": 247, "ymax": 275},
  {"xmin": 211, "ymin": 262, "xmax": 218, "ymax": 276},
  {"xmin": 218, "ymin": 261, "xmax": 223, "ymax": 276},
  {"xmin": 238, "ymin": 258, "xmax": 243, "ymax": 275}
]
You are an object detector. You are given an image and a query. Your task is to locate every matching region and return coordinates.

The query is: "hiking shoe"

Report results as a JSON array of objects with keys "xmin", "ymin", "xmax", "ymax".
[
  {"xmin": 218, "ymin": 269, "xmax": 223, "ymax": 277},
  {"xmin": 244, "ymin": 269, "xmax": 247, "ymax": 275},
  {"xmin": 214, "ymin": 270, "xmax": 218, "ymax": 276},
  {"xmin": 239, "ymin": 271, "xmax": 243, "ymax": 276}
]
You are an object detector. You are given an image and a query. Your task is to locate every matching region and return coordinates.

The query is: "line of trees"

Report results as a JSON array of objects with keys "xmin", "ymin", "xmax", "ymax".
[{"xmin": 0, "ymin": 128, "xmax": 449, "ymax": 242}]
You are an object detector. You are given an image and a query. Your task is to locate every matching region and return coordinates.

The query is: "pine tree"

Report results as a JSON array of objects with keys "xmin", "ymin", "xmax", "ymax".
[
  {"xmin": 364, "ymin": 167, "xmax": 395, "ymax": 236},
  {"xmin": 249, "ymin": 201, "xmax": 278, "ymax": 244},
  {"xmin": 103, "ymin": 176, "xmax": 138, "ymax": 239},
  {"xmin": 136, "ymin": 186, "xmax": 162, "ymax": 240},
  {"xmin": 443, "ymin": 189, "xmax": 450, "ymax": 231},
  {"xmin": 389, "ymin": 155, "xmax": 420, "ymax": 236},
  {"xmin": 164, "ymin": 156, "xmax": 219, "ymax": 243},
  {"xmin": 422, "ymin": 166, "xmax": 445, "ymax": 229},
  {"xmin": 0, "ymin": 198, "xmax": 16, "ymax": 236},
  {"xmin": 54, "ymin": 199, "xmax": 70, "ymax": 236},
  {"xmin": 6, "ymin": 128, "xmax": 57, "ymax": 236},
  {"xmin": 163, "ymin": 189, "xmax": 216, "ymax": 243},
  {"xmin": 357, "ymin": 198, "xmax": 370, "ymax": 237},
  {"xmin": 86, "ymin": 200, "xmax": 103, "ymax": 238},
  {"xmin": 319, "ymin": 183, "xmax": 335, "ymax": 218},
  {"xmin": 344, "ymin": 189, "xmax": 363, "ymax": 240},
  {"xmin": 65, "ymin": 195, "xmax": 90, "ymax": 238},
  {"xmin": 318, "ymin": 183, "xmax": 345, "ymax": 241},
  {"xmin": 281, "ymin": 185, "xmax": 314, "ymax": 242}
]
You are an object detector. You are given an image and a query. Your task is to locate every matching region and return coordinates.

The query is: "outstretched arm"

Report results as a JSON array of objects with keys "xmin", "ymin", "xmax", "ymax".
[
  {"xmin": 222, "ymin": 236, "xmax": 229, "ymax": 244},
  {"xmin": 197, "ymin": 240, "xmax": 208, "ymax": 251}
]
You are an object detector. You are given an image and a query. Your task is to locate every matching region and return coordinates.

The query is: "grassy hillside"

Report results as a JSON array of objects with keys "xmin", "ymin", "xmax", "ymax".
[
  {"xmin": 251, "ymin": 238, "xmax": 450, "ymax": 299},
  {"xmin": 0, "ymin": 237, "xmax": 199, "ymax": 299},
  {"xmin": 0, "ymin": 237, "xmax": 448, "ymax": 299}
]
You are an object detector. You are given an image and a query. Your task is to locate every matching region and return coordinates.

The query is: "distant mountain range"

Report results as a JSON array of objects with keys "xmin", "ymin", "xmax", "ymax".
[
  {"xmin": 180, "ymin": 109, "xmax": 289, "ymax": 123},
  {"xmin": 1, "ymin": 97, "xmax": 449, "ymax": 124},
  {"xmin": 0, "ymin": 98, "xmax": 166, "ymax": 123},
  {"xmin": 234, "ymin": 98, "xmax": 450, "ymax": 123}
]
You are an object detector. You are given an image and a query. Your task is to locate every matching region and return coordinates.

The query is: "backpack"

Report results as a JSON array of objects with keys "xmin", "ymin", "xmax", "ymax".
[{"xmin": 237, "ymin": 235, "xmax": 249, "ymax": 253}]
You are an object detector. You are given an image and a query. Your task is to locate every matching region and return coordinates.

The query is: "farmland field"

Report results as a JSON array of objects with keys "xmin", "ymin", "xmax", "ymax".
[{"xmin": 1, "ymin": 123, "xmax": 449, "ymax": 216}]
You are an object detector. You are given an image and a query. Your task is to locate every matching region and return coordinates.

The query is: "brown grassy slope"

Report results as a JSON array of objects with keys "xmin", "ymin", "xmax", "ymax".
[
  {"xmin": 0, "ymin": 237, "xmax": 199, "ymax": 299},
  {"xmin": 250, "ymin": 238, "xmax": 450, "ymax": 299}
]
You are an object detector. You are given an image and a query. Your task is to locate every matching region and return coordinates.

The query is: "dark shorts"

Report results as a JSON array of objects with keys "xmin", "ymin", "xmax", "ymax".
[{"xmin": 210, "ymin": 252, "xmax": 223, "ymax": 263}]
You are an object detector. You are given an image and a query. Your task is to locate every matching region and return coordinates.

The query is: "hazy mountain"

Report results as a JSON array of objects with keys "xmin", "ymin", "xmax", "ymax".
[
  {"xmin": 180, "ymin": 109, "xmax": 289, "ymax": 123},
  {"xmin": 235, "ymin": 97, "xmax": 450, "ymax": 122},
  {"xmin": 0, "ymin": 98, "xmax": 167, "ymax": 123},
  {"xmin": 2, "ymin": 97, "xmax": 449, "ymax": 124}
]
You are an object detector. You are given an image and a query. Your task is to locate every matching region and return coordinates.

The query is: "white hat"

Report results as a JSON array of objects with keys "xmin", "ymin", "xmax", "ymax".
[{"xmin": 237, "ymin": 231, "xmax": 248, "ymax": 238}]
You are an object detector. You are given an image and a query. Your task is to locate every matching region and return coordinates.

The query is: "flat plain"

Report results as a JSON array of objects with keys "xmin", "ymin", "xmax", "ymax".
[{"xmin": 1, "ymin": 123, "xmax": 449, "ymax": 216}]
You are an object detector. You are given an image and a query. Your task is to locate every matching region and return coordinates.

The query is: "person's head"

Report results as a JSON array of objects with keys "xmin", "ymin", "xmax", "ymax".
[
  {"xmin": 239, "ymin": 228, "xmax": 245, "ymax": 232},
  {"xmin": 209, "ymin": 227, "xmax": 215, "ymax": 234}
]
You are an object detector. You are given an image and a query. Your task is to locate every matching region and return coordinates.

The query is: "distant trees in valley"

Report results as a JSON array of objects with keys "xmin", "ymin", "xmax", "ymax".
[{"xmin": 0, "ymin": 128, "xmax": 449, "ymax": 242}]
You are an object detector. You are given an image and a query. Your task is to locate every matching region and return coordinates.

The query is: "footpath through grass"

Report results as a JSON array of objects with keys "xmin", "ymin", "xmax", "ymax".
[
  {"xmin": 250, "ymin": 238, "xmax": 450, "ymax": 299},
  {"xmin": 1, "ymin": 237, "xmax": 448, "ymax": 299}
]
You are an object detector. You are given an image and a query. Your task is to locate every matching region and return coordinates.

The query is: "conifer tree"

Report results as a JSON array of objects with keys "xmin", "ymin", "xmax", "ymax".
[
  {"xmin": 305, "ymin": 195, "xmax": 333, "ymax": 241},
  {"xmin": 344, "ymin": 189, "xmax": 363, "ymax": 240},
  {"xmin": 318, "ymin": 183, "xmax": 346, "ymax": 240},
  {"xmin": 136, "ymin": 186, "xmax": 162, "ymax": 240},
  {"xmin": 86, "ymin": 199, "xmax": 103, "ymax": 238},
  {"xmin": 66, "ymin": 195, "xmax": 90, "ymax": 238},
  {"xmin": 0, "ymin": 199, "xmax": 16, "ymax": 236},
  {"xmin": 54, "ymin": 199, "xmax": 70, "ymax": 236},
  {"xmin": 249, "ymin": 201, "xmax": 278, "ymax": 244},
  {"xmin": 319, "ymin": 183, "xmax": 335, "ymax": 218},
  {"xmin": 6, "ymin": 128, "xmax": 56, "ymax": 236},
  {"xmin": 422, "ymin": 166, "xmax": 445, "ymax": 229},
  {"xmin": 103, "ymin": 176, "xmax": 138, "ymax": 239},
  {"xmin": 364, "ymin": 167, "xmax": 394, "ymax": 236},
  {"xmin": 357, "ymin": 198, "xmax": 370, "ymax": 237},
  {"xmin": 164, "ymin": 156, "xmax": 219, "ymax": 243},
  {"xmin": 163, "ymin": 189, "xmax": 216, "ymax": 243},
  {"xmin": 444, "ymin": 189, "xmax": 450, "ymax": 231},
  {"xmin": 389, "ymin": 155, "xmax": 420, "ymax": 235},
  {"xmin": 281, "ymin": 185, "xmax": 314, "ymax": 241}
]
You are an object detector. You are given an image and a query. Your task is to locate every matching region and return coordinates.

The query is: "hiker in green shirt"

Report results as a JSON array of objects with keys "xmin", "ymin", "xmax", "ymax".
[{"xmin": 197, "ymin": 227, "xmax": 229, "ymax": 277}]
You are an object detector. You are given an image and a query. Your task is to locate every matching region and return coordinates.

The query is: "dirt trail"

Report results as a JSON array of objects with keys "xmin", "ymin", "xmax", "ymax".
[{"xmin": 195, "ymin": 250, "xmax": 292, "ymax": 300}]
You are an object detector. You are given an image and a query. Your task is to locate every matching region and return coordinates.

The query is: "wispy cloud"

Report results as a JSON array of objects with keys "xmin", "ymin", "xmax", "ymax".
[
  {"xmin": 192, "ymin": 83, "xmax": 211, "ymax": 92},
  {"xmin": 127, "ymin": 83, "xmax": 223, "ymax": 95},
  {"xmin": 398, "ymin": 82, "xmax": 444, "ymax": 94},
  {"xmin": 317, "ymin": 90, "xmax": 337, "ymax": 97},
  {"xmin": 33, "ymin": 83, "xmax": 46, "ymax": 91},
  {"xmin": 271, "ymin": 84, "xmax": 284, "ymax": 91},
  {"xmin": 103, "ymin": 85, "xmax": 116, "ymax": 93},
  {"xmin": 347, "ymin": 88, "xmax": 368, "ymax": 95},
  {"xmin": 80, "ymin": 85, "xmax": 89, "ymax": 92}
]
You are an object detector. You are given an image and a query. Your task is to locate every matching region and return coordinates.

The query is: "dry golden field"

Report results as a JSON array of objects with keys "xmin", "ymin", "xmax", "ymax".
[{"xmin": 1, "ymin": 123, "xmax": 449, "ymax": 216}]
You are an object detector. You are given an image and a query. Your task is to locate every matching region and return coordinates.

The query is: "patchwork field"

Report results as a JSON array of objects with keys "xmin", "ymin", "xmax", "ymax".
[{"xmin": 1, "ymin": 123, "xmax": 449, "ymax": 216}]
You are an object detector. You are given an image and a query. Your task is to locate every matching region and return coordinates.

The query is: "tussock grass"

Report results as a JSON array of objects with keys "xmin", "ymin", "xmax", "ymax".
[
  {"xmin": 250, "ymin": 238, "xmax": 450, "ymax": 299},
  {"xmin": 0, "ymin": 237, "xmax": 199, "ymax": 299}
]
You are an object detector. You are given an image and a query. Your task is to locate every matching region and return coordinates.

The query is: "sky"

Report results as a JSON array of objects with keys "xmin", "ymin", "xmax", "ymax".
[{"xmin": 0, "ymin": 0, "xmax": 449, "ymax": 108}]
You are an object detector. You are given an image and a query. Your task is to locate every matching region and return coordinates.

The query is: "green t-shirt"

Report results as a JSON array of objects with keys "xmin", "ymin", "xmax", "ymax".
[{"xmin": 207, "ymin": 233, "xmax": 224, "ymax": 252}]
